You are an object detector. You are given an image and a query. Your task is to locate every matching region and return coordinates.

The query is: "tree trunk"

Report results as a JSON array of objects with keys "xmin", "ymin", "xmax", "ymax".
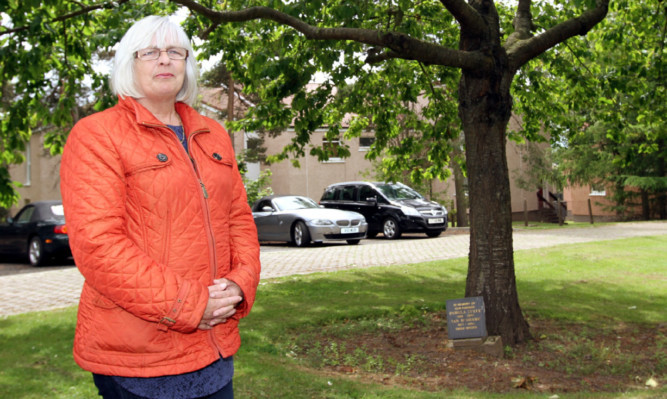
[
  {"xmin": 458, "ymin": 65, "xmax": 531, "ymax": 345},
  {"xmin": 451, "ymin": 138, "xmax": 468, "ymax": 227},
  {"xmin": 641, "ymin": 189, "xmax": 650, "ymax": 220}
]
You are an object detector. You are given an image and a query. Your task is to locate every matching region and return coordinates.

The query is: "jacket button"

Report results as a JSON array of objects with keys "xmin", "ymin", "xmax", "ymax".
[
  {"xmin": 157, "ymin": 153, "xmax": 168, "ymax": 162},
  {"xmin": 212, "ymin": 153, "xmax": 222, "ymax": 161}
]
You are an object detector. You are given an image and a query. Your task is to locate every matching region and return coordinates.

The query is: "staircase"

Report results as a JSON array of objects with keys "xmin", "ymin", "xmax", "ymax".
[
  {"xmin": 537, "ymin": 190, "xmax": 567, "ymax": 224},
  {"xmin": 537, "ymin": 208, "xmax": 561, "ymax": 223}
]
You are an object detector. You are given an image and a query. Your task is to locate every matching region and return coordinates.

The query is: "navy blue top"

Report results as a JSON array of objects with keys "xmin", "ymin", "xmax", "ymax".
[
  {"xmin": 113, "ymin": 356, "xmax": 233, "ymax": 399},
  {"xmin": 168, "ymin": 124, "xmax": 188, "ymax": 154}
]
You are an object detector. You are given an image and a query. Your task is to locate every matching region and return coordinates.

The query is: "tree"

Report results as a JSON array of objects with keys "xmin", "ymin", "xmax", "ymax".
[
  {"xmin": 177, "ymin": 0, "xmax": 610, "ymax": 345},
  {"xmin": 0, "ymin": 1, "xmax": 611, "ymax": 345},
  {"xmin": 513, "ymin": 0, "xmax": 666, "ymax": 220}
]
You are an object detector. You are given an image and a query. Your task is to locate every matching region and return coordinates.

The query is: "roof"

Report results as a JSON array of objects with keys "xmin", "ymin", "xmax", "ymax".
[{"xmin": 198, "ymin": 86, "xmax": 253, "ymax": 120}]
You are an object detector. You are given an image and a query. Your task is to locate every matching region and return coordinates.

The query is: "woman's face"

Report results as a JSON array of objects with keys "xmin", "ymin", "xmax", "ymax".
[{"xmin": 134, "ymin": 40, "xmax": 186, "ymax": 103}]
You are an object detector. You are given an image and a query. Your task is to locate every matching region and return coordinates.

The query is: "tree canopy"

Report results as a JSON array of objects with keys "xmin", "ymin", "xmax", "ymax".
[{"xmin": 535, "ymin": 1, "xmax": 666, "ymax": 219}]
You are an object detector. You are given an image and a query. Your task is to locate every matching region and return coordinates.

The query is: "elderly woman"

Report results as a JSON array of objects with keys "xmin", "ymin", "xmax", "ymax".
[{"xmin": 60, "ymin": 15, "xmax": 261, "ymax": 399}]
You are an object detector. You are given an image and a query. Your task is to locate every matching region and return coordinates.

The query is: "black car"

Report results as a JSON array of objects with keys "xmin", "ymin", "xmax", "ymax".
[
  {"xmin": 319, "ymin": 181, "xmax": 447, "ymax": 239},
  {"xmin": 0, "ymin": 200, "xmax": 71, "ymax": 266}
]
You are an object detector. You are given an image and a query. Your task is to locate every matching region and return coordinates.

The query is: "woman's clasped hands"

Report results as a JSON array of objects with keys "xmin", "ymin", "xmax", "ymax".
[{"xmin": 198, "ymin": 279, "xmax": 244, "ymax": 330}]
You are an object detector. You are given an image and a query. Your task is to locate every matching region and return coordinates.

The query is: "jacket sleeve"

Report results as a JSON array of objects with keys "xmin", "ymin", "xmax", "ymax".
[
  {"xmin": 220, "ymin": 138, "xmax": 261, "ymax": 319},
  {"xmin": 60, "ymin": 116, "xmax": 209, "ymax": 333}
]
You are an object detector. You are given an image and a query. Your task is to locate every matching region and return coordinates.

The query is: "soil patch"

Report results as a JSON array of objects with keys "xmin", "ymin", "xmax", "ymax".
[{"xmin": 298, "ymin": 312, "xmax": 665, "ymax": 394}]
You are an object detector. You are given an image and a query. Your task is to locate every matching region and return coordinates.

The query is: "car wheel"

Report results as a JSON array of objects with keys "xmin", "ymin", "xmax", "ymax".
[
  {"xmin": 28, "ymin": 236, "xmax": 45, "ymax": 266},
  {"xmin": 346, "ymin": 239, "xmax": 361, "ymax": 245},
  {"xmin": 383, "ymin": 217, "xmax": 402, "ymax": 239},
  {"xmin": 292, "ymin": 221, "xmax": 311, "ymax": 247},
  {"xmin": 426, "ymin": 230, "xmax": 442, "ymax": 238}
]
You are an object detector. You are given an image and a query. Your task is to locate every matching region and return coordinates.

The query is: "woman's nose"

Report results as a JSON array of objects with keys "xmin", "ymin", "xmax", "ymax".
[{"xmin": 157, "ymin": 51, "xmax": 171, "ymax": 64}]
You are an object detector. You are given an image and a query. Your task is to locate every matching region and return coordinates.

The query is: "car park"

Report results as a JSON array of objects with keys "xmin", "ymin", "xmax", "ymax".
[
  {"xmin": 251, "ymin": 195, "xmax": 367, "ymax": 247},
  {"xmin": 319, "ymin": 181, "xmax": 447, "ymax": 239},
  {"xmin": 0, "ymin": 200, "xmax": 71, "ymax": 266}
]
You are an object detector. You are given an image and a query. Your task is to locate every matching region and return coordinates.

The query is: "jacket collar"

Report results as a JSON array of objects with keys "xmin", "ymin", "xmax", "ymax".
[{"xmin": 117, "ymin": 95, "xmax": 211, "ymax": 134}]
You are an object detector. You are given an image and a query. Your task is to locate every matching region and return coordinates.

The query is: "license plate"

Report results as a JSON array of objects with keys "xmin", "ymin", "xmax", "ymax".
[
  {"xmin": 428, "ymin": 218, "xmax": 444, "ymax": 224},
  {"xmin": 341, "ymin": 227, "xmax": 359, "ymax": 234}
]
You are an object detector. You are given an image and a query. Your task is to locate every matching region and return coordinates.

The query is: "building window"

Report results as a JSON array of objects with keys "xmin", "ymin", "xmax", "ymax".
[
  {"xmin": 322, "ymin": 139, "xmax": 344, "ymax": 163},
  {"xmin": 590, "ymin": 185, "xmax": 606, "ymax": 196},
  {"xmin": 359, "ymin": 136, "xmax": 375, "ymax": 151}
]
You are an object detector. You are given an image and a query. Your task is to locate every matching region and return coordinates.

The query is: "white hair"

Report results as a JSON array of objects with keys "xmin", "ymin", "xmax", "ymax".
[{"xmin": 110, "ymin": 15, "xmax": 199, "ymax": 105}]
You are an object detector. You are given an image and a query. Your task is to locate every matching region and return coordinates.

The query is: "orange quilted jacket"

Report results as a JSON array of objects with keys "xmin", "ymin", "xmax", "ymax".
[{"xmin": 60, "ymin": 96, "xmax": 261, "ymax": 377}]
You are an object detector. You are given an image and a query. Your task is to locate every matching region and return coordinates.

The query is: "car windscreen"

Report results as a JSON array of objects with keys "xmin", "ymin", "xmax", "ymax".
[
  {"xmin": 375, "ymin": 184, "xmax": 423, "ymax": 200},
  {"xmin": 273, "ymin": 196, "xmax": 319, "ymax": 211}
]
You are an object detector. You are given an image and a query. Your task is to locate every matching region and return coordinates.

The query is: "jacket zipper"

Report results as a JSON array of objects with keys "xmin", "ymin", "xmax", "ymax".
[
  {"xmin": 183, "ymin": 132, "xmax": 228, "ymax": 356},
  {"xmin": 143, "ymin": 122, "xmax": 218, "ymax": 277},
  {"xmin": 144, "ymin": 122, "xmax": 225, "ymax": 355},
  {"xmin": 184, "ymin": 130, "xmax": 218, "ymax": 276}
]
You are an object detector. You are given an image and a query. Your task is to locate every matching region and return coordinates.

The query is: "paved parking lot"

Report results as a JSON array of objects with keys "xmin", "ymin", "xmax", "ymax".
[{"xmin": 1, "ymin": 222, "xmax": 665, "ymax": 316}]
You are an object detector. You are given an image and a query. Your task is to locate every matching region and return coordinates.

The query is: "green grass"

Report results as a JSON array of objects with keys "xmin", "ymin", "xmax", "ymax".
[
  {"xmin": 512, "ymin": 220, "xmax": 614, "ymax": 230},
  {"xmin": 1, "ymin": 235, "xmax": 665, "ymax": 398}
]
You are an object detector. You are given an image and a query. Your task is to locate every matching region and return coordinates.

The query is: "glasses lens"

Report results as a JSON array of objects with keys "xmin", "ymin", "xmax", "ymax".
[
  {"xmin": 136, "ymin": 48, "xmax": 187, "ymax": 60},
  {"xmin": 138, "ymin": 48, "xmax": 159, "ymax": 60},
  {"xmin": 167, "ymin": 48, "xmax": 187, "ymax": 59}
]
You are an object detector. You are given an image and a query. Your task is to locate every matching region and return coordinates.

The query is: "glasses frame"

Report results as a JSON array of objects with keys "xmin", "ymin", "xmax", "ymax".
[{"xmin": 134, "ymin": 47, "xmax": 189, "ymax": 61}]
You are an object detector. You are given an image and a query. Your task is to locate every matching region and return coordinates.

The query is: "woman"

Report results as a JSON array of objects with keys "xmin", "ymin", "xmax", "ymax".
[{"xmin": 60, "ymin": 15, "xmax": 261, "ymax": 399}]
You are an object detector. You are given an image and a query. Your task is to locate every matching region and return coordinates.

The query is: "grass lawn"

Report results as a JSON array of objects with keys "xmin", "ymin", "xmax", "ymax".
[
  {"xmin": 511, "ymin": 220, "xmax": 613, "ymax": 230},
  {"xmin": 1, "ymin": 235, "xmax": 665, "ymax": 398}
]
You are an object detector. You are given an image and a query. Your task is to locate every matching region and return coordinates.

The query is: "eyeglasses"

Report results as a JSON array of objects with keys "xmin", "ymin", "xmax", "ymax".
[{"xmin": 134, "ymin": 47, "xmax": 189, "ymax": 61}]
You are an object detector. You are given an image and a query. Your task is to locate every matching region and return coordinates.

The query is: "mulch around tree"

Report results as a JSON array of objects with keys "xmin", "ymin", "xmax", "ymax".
[{"xmin": 301, "ymin": 312, "xmax": 665, "ymax": 395}]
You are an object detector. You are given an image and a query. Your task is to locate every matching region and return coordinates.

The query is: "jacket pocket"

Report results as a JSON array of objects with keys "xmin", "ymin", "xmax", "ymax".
[
  {"xmin": 91, "ymin": 287, "xmax": 117, "ymax": 310},
  {"xmin": 125, "ymin": 154, "xmax": 173, "ymax": 177},
  {"xmin": 204, "ymin": 150, "xmax": 234, "ymax": 167}
]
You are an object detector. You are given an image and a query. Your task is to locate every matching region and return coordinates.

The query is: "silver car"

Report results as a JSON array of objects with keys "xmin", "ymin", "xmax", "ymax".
[{"xmin": 251, "ymin": 195, "xmax": 368, "ymax": 247}]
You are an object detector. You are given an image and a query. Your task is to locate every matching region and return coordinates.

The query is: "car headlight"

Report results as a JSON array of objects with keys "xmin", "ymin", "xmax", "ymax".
[
  {"xmin": 400, "ymin": 206, "xmax": 421, "ymax": 217},
  {"xmin": 310, "ymin": 219, "xmax": 335, "ymax": 226}
]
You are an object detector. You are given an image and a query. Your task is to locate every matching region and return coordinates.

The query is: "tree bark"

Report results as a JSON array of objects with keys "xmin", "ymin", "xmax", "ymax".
[
  {"xmin": 451, "ymin": 139, "xmax": 468, "ymax": 227},
  {"xmin": 458, "ymin": 6, "xmax": 531, "ymax": 341},
  {"xmin": 460, "ymin": 68, "xmax": 531, "ymax": 344}
]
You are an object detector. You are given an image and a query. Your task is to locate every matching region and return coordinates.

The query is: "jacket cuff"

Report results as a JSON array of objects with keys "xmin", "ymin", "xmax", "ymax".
[
  {"xmin": 157, "ymin": 279, "xmax": 207, "ymax": 333},
  {"xmin": 224, "ymin": 270, "xmax": 257, "ymax": 318}
]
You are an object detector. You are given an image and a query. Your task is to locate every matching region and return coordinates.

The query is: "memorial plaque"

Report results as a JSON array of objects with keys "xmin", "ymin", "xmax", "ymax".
[{"xmin": 446, "ymin": 296, "xmax": 487, "ymax": 340}]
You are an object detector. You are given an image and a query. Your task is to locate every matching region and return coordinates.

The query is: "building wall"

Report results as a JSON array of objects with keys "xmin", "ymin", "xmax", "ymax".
[
  {"xmin": 261, "ymin": 127, "xmax": 540, "ymax": 214},
  {"xmin": 563, "ymin": 184, "xmax": 645, "ymax": 222},
  {"xmin": 506, "ymin": 136, "xmax": 542, "ymax": 215},
  {"xmin": 263, "ymin": 129, "xmax": 381, "ymax": 201},
  {"xmin": 7, "ymin": 132, "xmax": 62, "ymax": 215}
]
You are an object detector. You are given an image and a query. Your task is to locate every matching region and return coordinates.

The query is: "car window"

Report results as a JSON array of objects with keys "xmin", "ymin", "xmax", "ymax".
[
  {"xmin": 51, "ymin": 205, "xmax": 65, "ymax": 216},
  {"xmin": 323, "ymin": 187, "xmax": 343, "ymax": 200},
  {"xmin": 273, "ymin": 196, "xmax": 318, "ymax": 211},
  {"xmin": 257, "ymin": 200, "xmax": 273, "ymax": 211},
  {"xmin": 15, "ymin": 207, "xmax": 35, "ymax": 223},
  {"xmin": 375, "ymin": 183, "xmax": 423, "ymax": 200},
  {"xmin": 359, "ymin": 185, "xmax": 375, "ymax": 201},
  {"xmin": 321, "ymin": 188, "xmax": 336, "ymax": 201},
  {"xmin": 341, "ymin": 186, "xmax": 356, "ymax": 201}
]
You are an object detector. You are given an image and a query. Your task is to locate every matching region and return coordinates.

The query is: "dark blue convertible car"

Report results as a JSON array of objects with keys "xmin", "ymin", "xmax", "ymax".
[{"xmin": 0, "ymin": 200, "xmax": 71, "ymax": 266}]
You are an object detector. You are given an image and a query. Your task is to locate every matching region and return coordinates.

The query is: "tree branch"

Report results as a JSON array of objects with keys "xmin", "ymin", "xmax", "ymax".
[
  {"xmin": 438, "ymin": 0, "xmax": 486, "ymax": 33},
  {"xmin": 507, "ymin": 0, "xmax": 610, "ymax": 71},
  {"xmin": 505, "ymin": 0, "xmax": 534, "ymax": 49},
  {"xmin": 0, "ymin": 0, "xmax": 130, "ymax": 37},
  {"xmin": 171, "ymin": 0, "xmax": 493, "ymax": 71}
]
